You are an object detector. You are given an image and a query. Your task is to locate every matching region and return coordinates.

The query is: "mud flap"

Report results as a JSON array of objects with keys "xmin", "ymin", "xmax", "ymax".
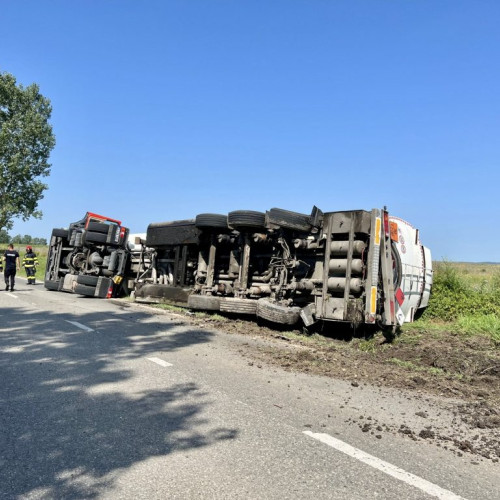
[
  {"xmin": 95, "ymin": 277, "xmax": 113, "ymax": 298},
  {"xmin": 300, "ymin": 303, "xmax": 317, "ymax": 327}
]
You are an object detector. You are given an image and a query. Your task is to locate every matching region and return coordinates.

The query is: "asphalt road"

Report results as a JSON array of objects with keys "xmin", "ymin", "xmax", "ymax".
[{"xmin": 1, "ymin": 279, "xmax": 498, "ymax": 499}]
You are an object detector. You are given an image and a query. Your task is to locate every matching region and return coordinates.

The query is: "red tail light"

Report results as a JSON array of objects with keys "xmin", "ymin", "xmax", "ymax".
[{"xmin": 383, "ymin": 211, "xmax": 390, "ymax": 236}]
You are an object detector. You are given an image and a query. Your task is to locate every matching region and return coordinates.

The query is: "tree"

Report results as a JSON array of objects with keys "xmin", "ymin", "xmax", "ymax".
[
  {"xmin": 0, "ymin": 72, "xmax": 56, "ymax": 231},
  {"xmin": 0, "ymin": 229, "xmax": 10, "ymax": 243}
]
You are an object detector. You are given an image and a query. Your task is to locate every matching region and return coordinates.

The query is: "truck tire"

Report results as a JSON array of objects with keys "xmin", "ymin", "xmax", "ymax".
[
  {"xmin": 227, "ymin": 210, "xmax": 266, "ymax": 229},
  {"xmin": 188, "ymin": 294, "xmax": 221, "ymax": 311},
  {"xmin": 74, "ymin": 284, "xmax": 96, "ymax": 296},
  {"xmin": 195, "ymin": 213, "xmax": 228, "ymax": 229},
  {"xmin": 51, "ymin": 228, "xmax": 69, "ymax": 239},
  {"xmin": 146, "ymin": 220, "xmax": 198, "ymax": 247},
  {"xmin": 87, "ymin": 221, "xmax": 110, "ymax": 233},
  {"xmin": 256, "ymin": 299, "xmax": 301, "ymax": 325},
  {"xmin": 44, "ymin": 279, "xmax": 61, "ymax": 291},
  {"xmin": 76, "ymin": 275, "xmax": 100, "ymax": 286},
  {"xmin": 84, "ymin": 231, "xmax": 107, "ymax": 244},
  {"xmin": 266, "ymin": 208, "xmax": 312, "ymax": 232},
  {"xmin": 219, "ymin": 298, "xmax": 257, "ymax": 315}
]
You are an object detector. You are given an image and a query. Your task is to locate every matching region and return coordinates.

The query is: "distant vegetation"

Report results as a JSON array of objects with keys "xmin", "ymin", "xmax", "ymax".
[
  {"xmin": 0, "ymin": 243, "xmax": 47, "ymax": 282},
  {"xmin": 0, "ymin": 230, "xmax": 47, "ymax": 245}
]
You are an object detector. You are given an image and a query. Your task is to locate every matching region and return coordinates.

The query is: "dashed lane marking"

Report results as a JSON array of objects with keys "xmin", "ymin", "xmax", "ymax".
[
  {"xmin": 146, "ymin": 357, "xmax": 173, "ymax": 367},
  {"xmin": 65, "ymin": 320, "xmax": 94, "ymax": 332},
  {"xmin": 6, "ymin": 293, "xmax": 18, "ymax": 299},
  {"xmin": 303, "ymin": 431, "xmax": 466, "ymax": 500}
]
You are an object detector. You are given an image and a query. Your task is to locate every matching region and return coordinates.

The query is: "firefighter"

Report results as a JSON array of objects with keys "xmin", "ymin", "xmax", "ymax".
[
  {"xmin": 3, "ymin": 244, "xmax": 21, "ymax": 291},
  {"xmin": 23, "ymin": 245, "xmax": 39, "ymax": 285}
]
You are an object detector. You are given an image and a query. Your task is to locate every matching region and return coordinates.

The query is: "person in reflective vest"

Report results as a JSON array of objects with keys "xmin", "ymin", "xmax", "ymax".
[{"xmin": 23, "ymin": 246, "xmax": 39, "ymax": 285}]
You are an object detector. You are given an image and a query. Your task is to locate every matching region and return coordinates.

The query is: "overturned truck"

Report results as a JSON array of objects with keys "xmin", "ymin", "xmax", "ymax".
[
  {"xmin": 133, "ymin": 207, "xmax": 432, "ymax": 332},
  {"xmin": 45, "ymin": 212, "xmax": 130, "ymax": 298}
]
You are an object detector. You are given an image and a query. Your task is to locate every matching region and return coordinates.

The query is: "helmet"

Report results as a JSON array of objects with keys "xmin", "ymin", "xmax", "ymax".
[{"xmin": 26, "ymin": 246, "xmax": 32, "ymax": 252}]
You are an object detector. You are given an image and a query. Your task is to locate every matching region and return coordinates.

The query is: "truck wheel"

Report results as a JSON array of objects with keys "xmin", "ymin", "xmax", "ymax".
[
  {"xmin": 219, "ymin": 298, "xmax": 258, "ymax": 315},
  {"xmin": 266, "ymin": 208, "xmax": 312, "ymax": 232},
  {"xmin": 51, "ymin": 228, "xmax": 69, "ymax": 239},
  {"xmin": 74, "ymin": 284, "xmax": 96, "ymax": 296},
  {"xmin": 87, "ymin": 221, "xmax": 110, "ymax": 233},
  {"xmin": 76, "ymin": 275, "xmax": 100, "ymax": 286},
  {"xmin": 195, "ymin": 213, "xmax": 228, "ymax": 229},
  {"xmin": 44, "ymin": 279, "xmax": 61, "ymax": 291},
  {"xmin": 84, "ymin": 231, "xmax": 107, "ymax": 244},
  {"xmin": 256, "ymin": 299, "xmax": 301, "ymax": 325},
  {"xmin": 227, "ymin": 210, "xmax": 266, "ymax": 229}
]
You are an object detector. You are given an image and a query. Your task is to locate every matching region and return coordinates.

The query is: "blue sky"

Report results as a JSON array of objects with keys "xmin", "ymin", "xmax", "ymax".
[{"xmin": 1, "ymin": 1, "xmax": 499, "ymax": 261}]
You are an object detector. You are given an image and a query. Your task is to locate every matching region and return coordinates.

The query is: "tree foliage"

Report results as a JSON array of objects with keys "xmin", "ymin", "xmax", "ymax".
[
  {"xmin": 9, "ymin": 234, "xmax": 47, "ymax": 245},
  {"xmin": 0, "ymin": 72, "xmax": 56, "ymax": 231},
  {"xmin": 0, "ymin": 229, "xmax": 10, "ymax": 243}
]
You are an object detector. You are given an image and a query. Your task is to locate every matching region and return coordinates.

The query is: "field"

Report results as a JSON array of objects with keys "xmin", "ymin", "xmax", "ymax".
[{"xmin": 0, "ymin": 244, "xmax": 48, "ymax": 283}]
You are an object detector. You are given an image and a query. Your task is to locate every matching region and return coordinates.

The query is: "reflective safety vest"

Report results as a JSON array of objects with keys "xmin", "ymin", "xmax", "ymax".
[{"xmin": 23, "ymin": 252, "xmax": 39, "ymax": 268}]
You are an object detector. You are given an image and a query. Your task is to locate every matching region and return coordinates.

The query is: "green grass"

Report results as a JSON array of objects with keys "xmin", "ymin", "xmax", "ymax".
[
  {"xmin": 153, "ymin": 303, "xmax": 187, "ymax": 314},
  {"xmin": 0, "ymin": 244, "xmax": 48, "ymax": 283},
  {"xmin": 413, "ymin": 261, "xmax": 500, "ymax": 346},
  {"xmin": 388, "ymin": 357, "xmax": 445, "ymax": 376}
]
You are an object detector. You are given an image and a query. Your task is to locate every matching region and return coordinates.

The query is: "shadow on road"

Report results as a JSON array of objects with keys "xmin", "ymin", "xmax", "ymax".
[{"xmin": 0, "ymin": 301, "xmax": 238, "ymax": 498}]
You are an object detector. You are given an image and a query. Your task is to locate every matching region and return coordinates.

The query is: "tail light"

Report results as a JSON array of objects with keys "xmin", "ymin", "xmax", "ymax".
[{"xmin": 383, "ymin": 210, "xmax": 390, "ymax": 236}]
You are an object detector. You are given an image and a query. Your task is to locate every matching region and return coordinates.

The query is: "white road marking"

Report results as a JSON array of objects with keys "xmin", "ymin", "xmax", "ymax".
[
  {"xmin": 303, "ymin": 431, "xmax": 466, "ymax": 500},
  {"xmin": 6, "ymin": 293, "xmax": 18, "ymax": 299},
  {"xmin": 65, "ymin": 320, "xmax": 94, "ymax": 332},
  {"xmin": 146, "ymin": 357, "xmax": 173, "ymax": 367}
]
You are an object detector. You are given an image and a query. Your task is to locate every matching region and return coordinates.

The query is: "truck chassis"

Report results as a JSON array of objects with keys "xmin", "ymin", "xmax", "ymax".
[{"xmin": 129, "ymin": 206, "xmax": 432, "ymax": 331}]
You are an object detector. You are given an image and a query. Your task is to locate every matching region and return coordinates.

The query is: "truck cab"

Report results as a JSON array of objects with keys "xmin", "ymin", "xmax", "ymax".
[{"xmin": 44, "ymin": 212, "xmax": 130, "ymax": 298}]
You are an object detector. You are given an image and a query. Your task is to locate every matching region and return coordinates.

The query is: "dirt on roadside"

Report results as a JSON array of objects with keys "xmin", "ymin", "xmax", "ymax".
[
  {"xmin": 127, "ymin": 301, "xmax": 500, "ymax": 463},
  {"xmin": 183, "ymin": 311, "xmax": 500, "ymax": 463}
]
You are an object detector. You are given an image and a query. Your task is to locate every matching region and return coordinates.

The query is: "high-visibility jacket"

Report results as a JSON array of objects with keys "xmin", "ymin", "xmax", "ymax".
[{"xmin": 23, "ymin": 252, "xmax": 39, "ymax": 268}]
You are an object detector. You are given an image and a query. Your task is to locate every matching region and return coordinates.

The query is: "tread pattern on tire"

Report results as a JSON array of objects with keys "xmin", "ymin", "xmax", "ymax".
[
  {"xmin": 256, "ymin": 299, "xmax": 301, "ymax": 325},
  {"xmin": 266, "ymin": 207, "xmax": 312, "ymax": 232},
  {"xmin": 188, "ymin": 294, "xmax": 221, "ymax": 311},
  {"xmin": 87, "ymin": 221, "xmax": 111, "ymax": 233},
  {"xmin": 227, "ymin": 210, "xmax": 266, "ymax": 229},
  {"xmin": 44, "ymin": 279, "xmax": 61, "ymax": 291},
  {"xmin": 195, "ymin": 214, "xmax": 228, "ymax": 229},
  {"xmin": 219, "ymin": 298, "xmax": 257, "ymax": 315},
  {"xmin": 74, "ymin": 283, "xmax": 96, "ymax": 296},
  {"xmin": 84, "ymin": 231, "xmax": 108, "ymax": 244},
  {"xmin": 76, "ymin": 275, "xmax": 100, "ymax": 286},
  {"xmin": 51, "ymin": 228, "xmax": 69, "ymax": 239}
]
